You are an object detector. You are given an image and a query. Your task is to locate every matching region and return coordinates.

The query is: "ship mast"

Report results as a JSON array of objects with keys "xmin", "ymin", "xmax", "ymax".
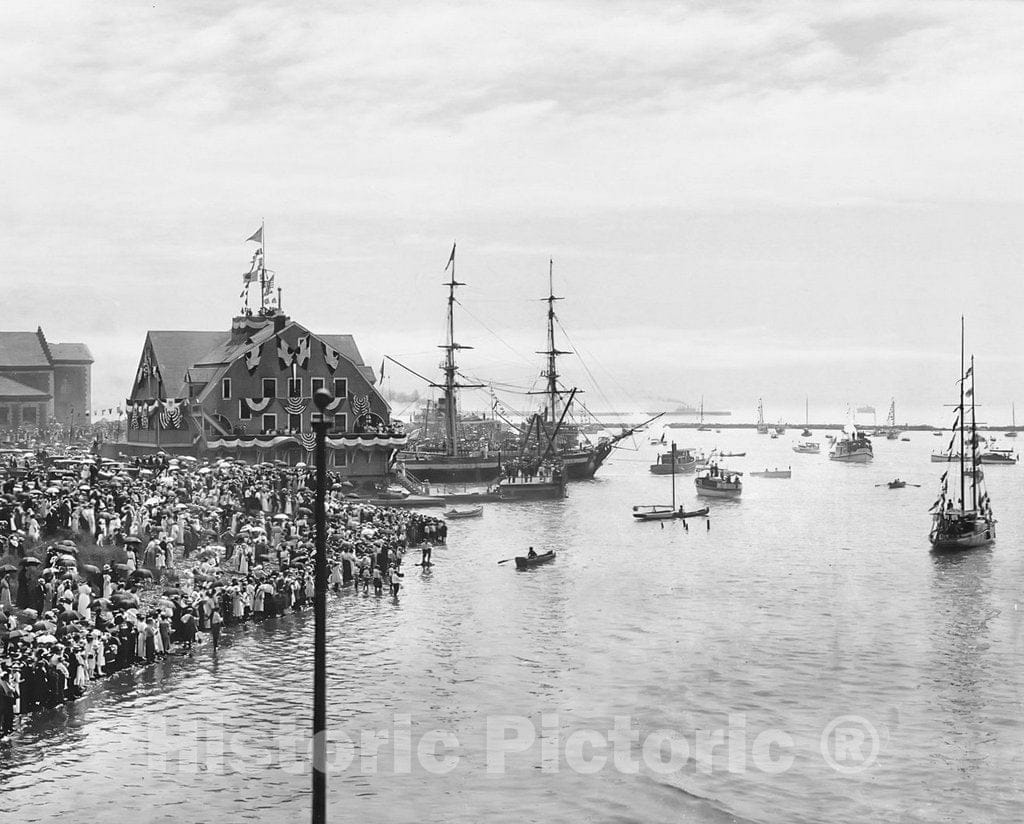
[
  {"xmin": 431, "ymin": 243, "xmax": 482, "ymax": 457},
  {"xmin": 959, "ymin": 316, "xmax": 965, "ymax": 510},
  {"xmin": 537, "ymin": 259, "xmax": 571, "ymax": 425},
  {"xmin": 970, "ymin": 354, "xmax": 977, "ymax": 512}
]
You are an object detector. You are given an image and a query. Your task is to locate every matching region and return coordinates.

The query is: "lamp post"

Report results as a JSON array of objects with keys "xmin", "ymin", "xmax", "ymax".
[{"xmin": 311, "ymin": 388, "xmax": 332, "ymax": 824}]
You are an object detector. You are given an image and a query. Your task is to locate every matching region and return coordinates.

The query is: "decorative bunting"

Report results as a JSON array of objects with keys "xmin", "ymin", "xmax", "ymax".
[
  {"xmin": 349, "ymin": 393, "xmax": 371, "ymax": 417},
  {"xmin": 244, "ymin": 339, "xmax": 263, "ymax": 374},
  {"xmin": 277, "ymin": 334, "xmax": 311, "ymax": 371},
  {"xmin": 322, "ymin": 341, "xmax": 341, "ymax": 373},
  {"xmin": 244, "ymin": 397, "xmax": 274, "ymax": 414},
  {"xmin": 299, "ymin": 432, "xmax": 317, "ymax": 451},
  {"xmin": 285, "ymin": 397, "xmax": 307, "ymax": 416}
]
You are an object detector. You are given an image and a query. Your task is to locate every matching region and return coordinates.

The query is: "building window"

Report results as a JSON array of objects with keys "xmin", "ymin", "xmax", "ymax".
[
  {"xmin": 333, "ymin": 378, "xmax": 347, "ymax": 399},
  {"xmin": 311, "ymin": 377, "xmax": 325, "ymax": 395},
  {"xmin": 262, "ymin": 378, "xmax": 277, "ymax": 399},
  {"xmin": 288, "ymin": 377, "xmax": 302, "ymax": 398},
  {"xmin": 22, "ymin": 405, "xmax": 38, "ymax": 425},
  {"xmin": 239, "ymin": 400, "xmax": 251, "ymax": 420},
  {"xmin": 262, "ymin": 413, "xmax": 277, "ymax": 434},
  {"xmin": 330, "ymin": 451, "xmax": 349, "ymax": 468},
  {"xmin": 0, "ymin": 407, "xmax": 9, "ymax": 426},
  {"xmin": 288, "ymin": 413, "xmax": 302, "ymax": 433},
  {"xmin": 332, "ymin": 413, "xmax": 347, "ymax": 433},
  {"xmin": 221, "ymin": 378, "xmax": 231, "ymax": 399}
]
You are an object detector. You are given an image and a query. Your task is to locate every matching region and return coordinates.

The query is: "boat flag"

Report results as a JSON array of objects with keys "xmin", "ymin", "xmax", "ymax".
[
  {"xmin": 965, "ymin": 365, "xmax": 973, "ymax": 378},
  {"xmin": 965, "ymin": 387, "xmax": 973, "ymax": 398},
  {"xmin": 444, "ymin": 242, "xmax": 456, "ymax": 271},
  {"xmin": 379, "ymin": 359, "xmax": 385, "ymax": 381},
  {"xmin": 246, "ymin": 225, "xmax": 263, "ymax": 244}
]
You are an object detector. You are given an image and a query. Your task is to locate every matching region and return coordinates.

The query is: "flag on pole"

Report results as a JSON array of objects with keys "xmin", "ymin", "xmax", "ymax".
[
  {"xmin": 965, "ymin": 365, "xmax": 973, "ymax": 378},
  {"xmin": 445, "ymin": 242, "xmax": 456, "ymax": 271},
  {"xmin": 965, "ymin": 387, "xmax": 974, "ymax": 397},
  {"xmin": 379, "ymin": 359, "xmax": 386, "ymax": 381},
  {"xmin": 246, "ymin": 225, "xmax": 263, "ymax": 243}
]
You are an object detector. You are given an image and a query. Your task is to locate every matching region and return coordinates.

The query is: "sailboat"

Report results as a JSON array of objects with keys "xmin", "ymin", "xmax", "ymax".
[
  {"xmin": 634, "ymin": 442, "xmax": 684, "ymax": 520},
  {"xmin": 395, "ymin": 245, "xmax": 500, "ymax": 484},
  {"xmin": 929, "ymin": 319, "xmax": 995, "ymax": 551},
  {"xmin": 883, "ymin": 398, "xmax": 901, "ymax": 440},
  {"xmin": 755, "ymin": 398, "xmax": 769, "ymax": 434},
  {"xmin": 801, "ymin": 397, "xmax": 812, "ymax": 437},
  {"xmin": 1007, "ymin": 403, "xmax": 1018, "ymax": 438},
  {"xmin": 697, "ymin": 398, "xmax": 711, "ymax": 431}
]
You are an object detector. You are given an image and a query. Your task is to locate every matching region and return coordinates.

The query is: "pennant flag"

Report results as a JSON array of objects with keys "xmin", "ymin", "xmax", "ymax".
[
  {"xmin": 444, "ymin": 242, "xmax": 456, "ymax": 271},
  {"xmin": 246, "ymin": 225, "xmax": 263, "ymax": 243},
  {"xmin": 940, "ymin": 470, "xmax": 948, "ymax": 481},
  {"xmin": 379, "ymin": 359, "xmax": 385, "ymax": 381},
  {"xmin": 965, "ymin": 387, "xmax": 973, "ymax": 397},
  {"xmin": 965, "ymin": 365, "xmax": 973, "ymax": 378}
]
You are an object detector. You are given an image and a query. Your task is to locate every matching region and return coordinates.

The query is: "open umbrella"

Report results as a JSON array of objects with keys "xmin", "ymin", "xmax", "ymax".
[
  {"xmin": 0, "ymin": 564, "xmax": 17, "ymax": 575},
  {"xmin": 80, "ymin": 564, "xmax": 100, "ymax": 574},
  {"xmin": 113, "ymin": 563, "xmax": 129, "ymax": 571},
  {"xmin": 36, "ymin": 634, "xmax": 58, "ymax": 644},
  {"xmin": 32, "ymin": 620, "xmax": 56, "ymax": 632},
  {"xmin": 21, "ymin": 608, "xmax": 38, "ymax": 621},
  {"xmin": 123, "ymin": 536, "xmax": 142, "ymax": 544},
  {"xmin": 111, "ymin": 593, "xmax": 139, "ymax": 608},
  {"xmin": 58, "ymin": 555, "xmax": 78, "ymax": 566},
  {"xmin": 20, "ymin": 556, "xmax": 42, "ymax": 566},
  {"xmin": 92, "ymin": 598, "xmax": 112, "ymax": 609},
  {"xmin": 129, "ymin": 568, "xmax": 154, "ymax": 580},
  {"xmin": 162, "ymin": 587, "xmax": 184, "ymax": 596}
]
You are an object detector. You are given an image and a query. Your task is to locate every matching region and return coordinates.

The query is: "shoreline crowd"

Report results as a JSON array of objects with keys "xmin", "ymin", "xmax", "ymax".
[{"xmin": 0, "ymin": 449, "xmax": 447, "ymax": 741}]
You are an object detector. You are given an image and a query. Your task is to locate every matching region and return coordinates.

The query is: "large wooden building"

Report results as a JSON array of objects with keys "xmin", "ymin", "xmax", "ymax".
[
  {"xmin": 0, "ymin": 327, "xmax": 92, "ymax": 434},
  {"xmin": 122, "ymin": 309, "xmax": 405, "ymax": 479}
]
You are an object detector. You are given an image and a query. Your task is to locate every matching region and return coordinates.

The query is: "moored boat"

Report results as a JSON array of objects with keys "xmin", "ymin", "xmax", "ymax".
[
  {"xmin": 792, "ymin": 441, "xmax": 820, "ymax": 454},
  {"xmin": 750, "ymin": 468, "xmax": 792, "ymax": 478},
  {"xmin": 649, "ymin": 447, "xmax": 699, "ymax": 474},
  {"xmin": 443, "ymin": 505, "xmax": 484, "ymax": 518},
  {"xmin": 756, "ymin": 398, "xmax": 769, "ymax": 434},
  {"xmin": 695, "ymin": 464, "xmax": 742, "ymax": 498},
  {"xmin": 829, "ymin": 427, "xmax": 873, "ymax": 462}
]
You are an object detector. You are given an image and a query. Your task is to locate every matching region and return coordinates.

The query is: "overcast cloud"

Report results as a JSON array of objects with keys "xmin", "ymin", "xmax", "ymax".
[{"xmin": 3, "ymin": 1, "xmax": 1024, "ymax": 423}]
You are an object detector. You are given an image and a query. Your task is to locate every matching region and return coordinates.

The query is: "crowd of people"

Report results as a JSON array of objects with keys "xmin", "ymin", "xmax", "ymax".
[{"xmin": 0, "ymin": 448, "xmax": 448, "ymax": 741}]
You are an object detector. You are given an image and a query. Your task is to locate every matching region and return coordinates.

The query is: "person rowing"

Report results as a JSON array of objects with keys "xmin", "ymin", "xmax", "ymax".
[{"xmin": 527, "ymin": 547, "xmax": 537, "ymax": 559}]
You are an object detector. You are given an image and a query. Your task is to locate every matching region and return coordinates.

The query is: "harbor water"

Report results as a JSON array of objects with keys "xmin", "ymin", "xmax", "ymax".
[{"xmin": 2, "ymin": 430, "xmax": 1022, "ymax": 823}]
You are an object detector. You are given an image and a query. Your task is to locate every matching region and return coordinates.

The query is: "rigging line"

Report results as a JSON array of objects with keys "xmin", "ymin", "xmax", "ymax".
[
  {"xmin": 453, "ymin": 299, "xmax": 537, "ymax": 369},
  {"xmin": 554, "ymin": 317, "xmax": 621, "ymax": 413}
]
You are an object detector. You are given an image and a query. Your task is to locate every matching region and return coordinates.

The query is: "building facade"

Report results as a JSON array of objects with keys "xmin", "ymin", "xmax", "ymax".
[
  {"xmin": 122, "ymin": 310, "xmax": 405, "ymax": 479},
  {"xmin": 0, "ymin": 328, "xmax": 92, "ymax": 434}
]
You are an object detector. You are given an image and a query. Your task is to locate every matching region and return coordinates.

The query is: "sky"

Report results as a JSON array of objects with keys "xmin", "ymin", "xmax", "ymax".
[{"xmin": 3, "ymin": 0, "xmax": 1024, "ymax": 425}]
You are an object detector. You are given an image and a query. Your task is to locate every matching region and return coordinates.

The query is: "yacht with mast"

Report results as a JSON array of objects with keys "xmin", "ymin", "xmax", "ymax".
[
  {"xmin": 756, "ymin": 399, "xmax": 769, "ymax": 434},
  {"xmin": 929, "ymin": 319, "xmax": 995, "ymax": 551}
]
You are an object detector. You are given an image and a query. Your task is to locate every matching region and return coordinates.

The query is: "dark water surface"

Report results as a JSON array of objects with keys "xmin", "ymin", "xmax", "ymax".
[{"xmin": 2, "ymin": 431, "xmax": 1023, "ymax": 823}]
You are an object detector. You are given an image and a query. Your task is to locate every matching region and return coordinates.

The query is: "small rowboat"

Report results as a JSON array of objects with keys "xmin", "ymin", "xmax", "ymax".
[
  {"xmin": 444, "ymin": 505, "xmax": 483, "ymax": 519},
  {"xmin": 514, "ymin": 550, "xmax": 556, "ymax": 570},
  {"xmin": 678, "ymin": 506, "xmax": 709, "ymax": 518}
]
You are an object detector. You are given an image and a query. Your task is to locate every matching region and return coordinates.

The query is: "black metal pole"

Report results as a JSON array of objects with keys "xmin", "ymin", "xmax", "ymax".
[{"xmin": 311, "ymin": 389, "xmax": 332, "ymax": 824}]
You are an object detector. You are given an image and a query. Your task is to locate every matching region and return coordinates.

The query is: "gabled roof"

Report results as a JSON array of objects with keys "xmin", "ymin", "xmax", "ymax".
[
  {"xmin": 0, "ymin": 375, "xmax": 51, "ymax": 399},
  {"xmin": 192, "ymin": 324, "xmax": 279, "ymax": 367},
  {"xmin": 0, "ymin": 331, "xmax": 50, "ymax": 368},
  {"xmin": 49, "ymin": 342, "xmax": 93, "ymax": 363},
  {"xmin": 147, "ymin": 331, "xmax": 231, "ymax": 398}
]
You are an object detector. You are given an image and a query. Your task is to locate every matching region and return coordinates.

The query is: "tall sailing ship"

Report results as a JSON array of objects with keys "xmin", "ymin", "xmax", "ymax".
[
  {"xmin": 394, "ymin": 245, "xmax": 500, "ymax": 484},
  {"xmin": 929, "ymin": 320, "xmax": 995, "ymax": 551},
  {"xmin": 523, "ymin": 261, "xmax": 657, "ymax": 479}
]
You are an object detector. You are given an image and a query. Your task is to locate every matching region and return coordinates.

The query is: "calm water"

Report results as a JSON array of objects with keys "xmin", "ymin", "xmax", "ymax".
[{"xmin": 2, "ymin": 431, "xmax": 1023, "ymax": 823}]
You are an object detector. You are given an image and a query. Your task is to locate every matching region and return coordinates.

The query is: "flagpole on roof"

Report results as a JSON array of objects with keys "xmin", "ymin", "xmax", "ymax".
[{"xmin": 260, "ymin": 218, "xmax": 266, "ymax": 312}]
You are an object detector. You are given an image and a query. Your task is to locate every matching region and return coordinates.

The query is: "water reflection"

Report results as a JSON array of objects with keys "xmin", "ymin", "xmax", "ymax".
[{"xmin": 928, "ymin": 548, "xmax": 996, "ymax": 782}]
